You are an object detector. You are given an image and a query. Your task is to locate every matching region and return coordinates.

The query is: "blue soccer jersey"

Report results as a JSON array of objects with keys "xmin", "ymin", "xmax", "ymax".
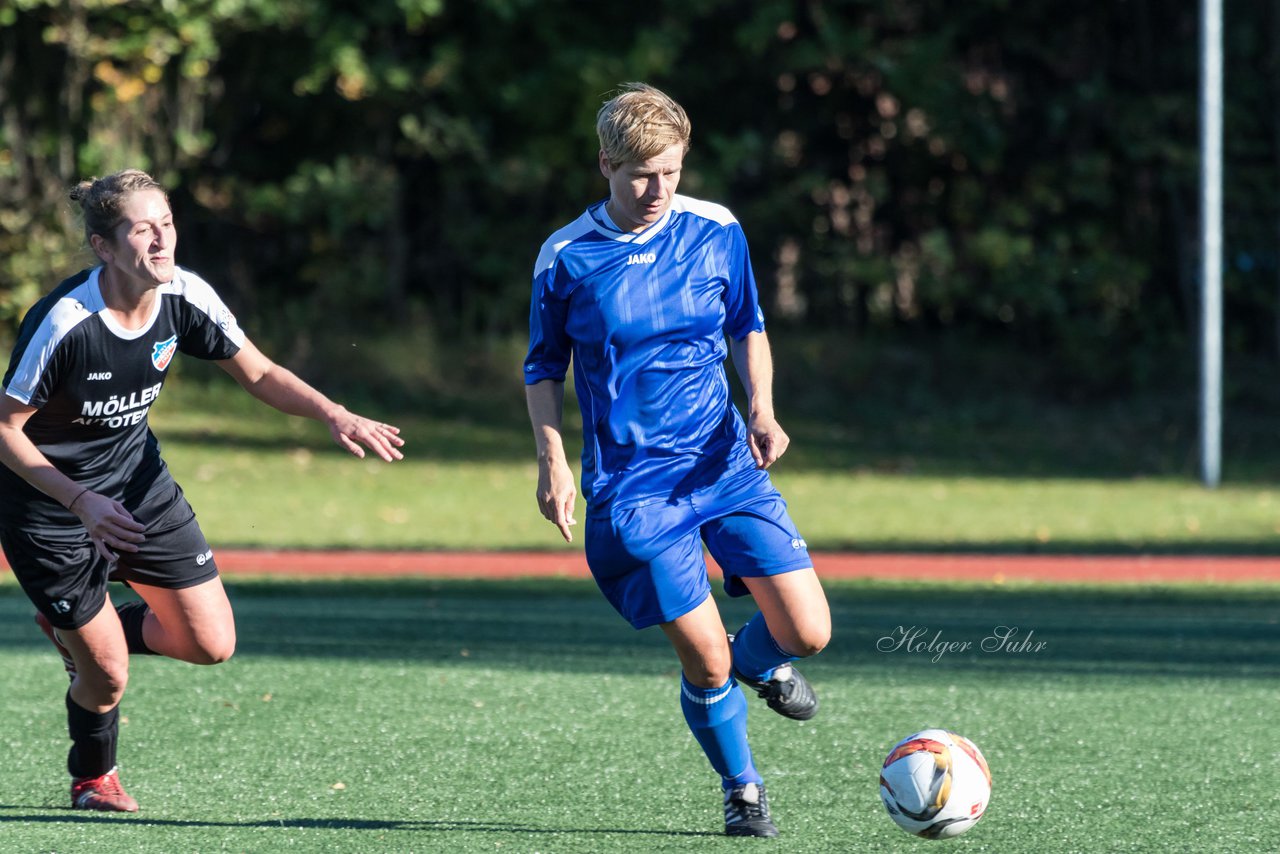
[{"xmin": 524, "ymin": 194, "xmax": 767, "ymax": 510}]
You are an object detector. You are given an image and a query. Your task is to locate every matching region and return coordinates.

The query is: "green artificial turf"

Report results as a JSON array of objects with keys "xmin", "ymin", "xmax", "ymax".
[
  {"xmin": 143, "ymin": 380, "xmax": 1280, "ymax": 554},
  {"xmin": 2, "ymin": 576, "xmax": 1277, "ymax": 853}
]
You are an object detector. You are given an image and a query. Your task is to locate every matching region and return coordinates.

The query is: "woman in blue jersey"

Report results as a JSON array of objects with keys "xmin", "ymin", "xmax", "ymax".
[
  {"xmin": 525, "ymin": 83, "xmax": 831, "ymax": 838},
  {"xmin": 0, "ymin": 169, "xmax": 405, "ymax": 812}
]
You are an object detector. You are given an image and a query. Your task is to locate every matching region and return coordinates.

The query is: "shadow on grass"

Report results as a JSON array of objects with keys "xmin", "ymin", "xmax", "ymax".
[
  {"xmin": 0, "ymin": 808, "xmax": 716, "ymax": 837},
  {"xmin": 3, "ymin": 578, "xmax": 1277, "ymax": 680}
]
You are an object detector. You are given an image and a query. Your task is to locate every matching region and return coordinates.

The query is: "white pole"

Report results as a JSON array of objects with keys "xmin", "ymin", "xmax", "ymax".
[{"xmin": 1200, "ymin": 0, "xmax": 1223, "ymax": 488}]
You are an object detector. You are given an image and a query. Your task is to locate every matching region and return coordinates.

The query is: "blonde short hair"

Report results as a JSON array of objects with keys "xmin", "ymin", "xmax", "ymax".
[
  {"xmin": 596, "ymin": 82, "xmax": 691, "ymax": 166},
  {"xmin": 69, "ymin": 169, "xmax": 167, "ymax": 244}
]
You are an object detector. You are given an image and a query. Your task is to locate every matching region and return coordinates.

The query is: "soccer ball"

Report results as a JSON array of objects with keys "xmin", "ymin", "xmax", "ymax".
[{"xmin": 878, "ymin": 729, "xmax": 991, "ymax": 839}]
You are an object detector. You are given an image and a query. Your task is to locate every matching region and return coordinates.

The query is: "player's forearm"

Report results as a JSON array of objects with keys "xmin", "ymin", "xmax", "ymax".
[
  {"xmin": 0, "ymin": 423, "xmax": 85, "ymax": 509},
  {"xmin": 219, "ymin": 339, "xmax": 344, "ymax": 424},
  {"xmin": 525, "ymin": 380, "xmax": 569, "ymax": 464},
  {"xmin": 729, "ymin": 331, "xmax": 776, "ymax": 420},
  {"xmin": 240, "ymin": 363, "xmax": 343, "ymax": 422}
]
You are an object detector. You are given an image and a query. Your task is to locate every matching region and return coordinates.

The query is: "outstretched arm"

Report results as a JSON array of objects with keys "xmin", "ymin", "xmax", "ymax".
[
  {"xmin": 218, "ymin": 339, "xmax": 404, "ymax": 462},
  {"xmin": 728, "ymin": 330, "xmax": 790, "ymax": 469},
  {"xmin": 525, "ymin": 379, "xmax": 577, "ymax": 542}
]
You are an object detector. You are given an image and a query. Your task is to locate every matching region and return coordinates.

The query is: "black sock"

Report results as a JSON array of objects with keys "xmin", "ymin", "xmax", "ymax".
[
  {"xmin": 115, "ymin": 600, "xmax": 156, "ymax": 655},
  {"xmin": 66, "ymin": 692, "xmax": 119, "ymax": 779}
]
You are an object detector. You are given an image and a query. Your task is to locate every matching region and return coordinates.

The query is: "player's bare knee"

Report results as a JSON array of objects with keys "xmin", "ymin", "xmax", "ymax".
[
  {"xmin": 686, "ymin": 667, "xmax": 732, "ymax": 689},
  {"xmin": 195, "ymin": 636, "xmax": 235, "ymax": 665},
  {"xmin": 799, "ymin": 623, "xmax": 832, "ymax": 657},
  {"xmin": 685, "ymin": 648, "xmax": 733, "ymax": 687},
  {"xmin": 777, "ymin": 623, "xmax": 830, "ymax": 658},
  {"xmin": 80, "ymin": 661, "xmax": 129, "ymax": 704},
  {"xmin": 182, "ymin": 629, "xmax": 235, "ymax": 664}
]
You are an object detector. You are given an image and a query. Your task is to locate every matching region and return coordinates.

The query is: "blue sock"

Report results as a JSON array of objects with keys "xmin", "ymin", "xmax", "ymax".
[
  {"xmin": 731, "ymin": 611, "xmax": 798, "ymax": 682},
  {"xmin": 680, "ymin": 675, "xmax": 761, "ymax": 789}
]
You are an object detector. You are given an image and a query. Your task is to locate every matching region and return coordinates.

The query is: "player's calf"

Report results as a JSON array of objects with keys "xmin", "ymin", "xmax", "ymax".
[{"xmin": 34, "ymin": 612, "xmax": 76, "ymax": 680}]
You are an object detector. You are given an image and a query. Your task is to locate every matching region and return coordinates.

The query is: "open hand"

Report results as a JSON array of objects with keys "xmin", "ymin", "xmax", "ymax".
[{"xmin": 328, "ymin": 409, "xmax": 405, "ymax": 462}]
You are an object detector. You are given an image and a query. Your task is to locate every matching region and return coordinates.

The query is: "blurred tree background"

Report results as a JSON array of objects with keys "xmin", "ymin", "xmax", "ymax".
[{"xmin": 1, "ymin": 0, "xmax": 1277, "ymax": 452}]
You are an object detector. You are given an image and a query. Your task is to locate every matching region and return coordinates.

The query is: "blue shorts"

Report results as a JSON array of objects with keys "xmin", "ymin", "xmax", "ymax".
[{"xmin": 584, "ymin": 468, "xmax": 812, "ymax": 629}]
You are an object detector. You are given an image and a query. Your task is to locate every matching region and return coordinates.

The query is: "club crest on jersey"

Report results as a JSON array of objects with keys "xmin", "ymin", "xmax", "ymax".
[
  {"xmin": 151, "ymin": 335, "xmax": 178, "ymax": 371},
  {"xmin": 626, "ymin": 252, "xmax": 656, "ymax": 265}
]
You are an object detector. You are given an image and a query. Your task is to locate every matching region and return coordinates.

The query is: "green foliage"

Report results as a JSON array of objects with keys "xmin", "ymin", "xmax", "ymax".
[{"xmin": 0, "ymin": 1, "xmax": 1277, "ymax": 393}]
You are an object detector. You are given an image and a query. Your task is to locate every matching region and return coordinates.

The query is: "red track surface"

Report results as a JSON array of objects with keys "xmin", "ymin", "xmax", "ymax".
[
  {"xmin": 177, "ymin": 550, "xmax": 1280, "ymax": 584},
  {"xmin": 4, "ymin": 550, "xmax": 1279, "ymax": 583}
]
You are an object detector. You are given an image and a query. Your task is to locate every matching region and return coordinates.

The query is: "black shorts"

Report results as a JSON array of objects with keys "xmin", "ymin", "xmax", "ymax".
[{"xmin": 0, "ymin": 495, "xmax": 218, "ymax": 630}]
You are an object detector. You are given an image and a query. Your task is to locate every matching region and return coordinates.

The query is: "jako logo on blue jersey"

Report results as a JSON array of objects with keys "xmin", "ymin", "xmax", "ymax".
[
  {"xmin": 151, "ymin": 335, "xmax": 178, "ymax": 371},
  {"xmin": 626, "ymin": 252, "xmax": 656, "ymax": 265}
]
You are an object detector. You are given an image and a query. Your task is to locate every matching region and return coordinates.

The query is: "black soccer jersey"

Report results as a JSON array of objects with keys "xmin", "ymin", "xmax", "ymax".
[{"xmin": 1, "ymin": 266, "xmax": 244, "ymax": 530}]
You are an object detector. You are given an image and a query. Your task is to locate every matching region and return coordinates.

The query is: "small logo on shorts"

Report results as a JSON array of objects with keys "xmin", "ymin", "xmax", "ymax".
[
  {"xmin": 51, "ymin": 599, "xmax": 72, "ymax": 614},
  {"xmin": 195, "ymin": 548, "xmax": 213, "ymax": 566},
  {"xmin": 791, "ymin": 538, "xmax": 807, "ymax": 550}
]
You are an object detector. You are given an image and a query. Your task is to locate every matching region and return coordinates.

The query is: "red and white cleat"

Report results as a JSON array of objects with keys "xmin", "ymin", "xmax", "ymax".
[{"xmin": 71, "ymin": 766, "xmax": 139, "ymax": 812}]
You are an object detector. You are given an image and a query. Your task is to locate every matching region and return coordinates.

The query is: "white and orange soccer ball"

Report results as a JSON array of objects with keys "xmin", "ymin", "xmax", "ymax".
[{"xmin": 878, "ymin": 729, "xmax": 991, "ymax": 839}]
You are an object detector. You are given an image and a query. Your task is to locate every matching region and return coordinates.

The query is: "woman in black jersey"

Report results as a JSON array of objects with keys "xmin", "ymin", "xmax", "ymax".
[{"xmin": 0, "ymin": 169, "xmax": 405, "ymax": 812}]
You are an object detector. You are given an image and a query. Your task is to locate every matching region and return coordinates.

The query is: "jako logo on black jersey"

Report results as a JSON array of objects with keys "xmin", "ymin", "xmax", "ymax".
[
  {"xmin": 626, "ymin": 253, "xmax": 656, "ymax": 265},
  {"xmin": 151, "ymin": 335, "xmax": 178, "ymax": 371},
  {"xmin": 87, "ymin": 371, "xmax": 112, "ymax": 381}
]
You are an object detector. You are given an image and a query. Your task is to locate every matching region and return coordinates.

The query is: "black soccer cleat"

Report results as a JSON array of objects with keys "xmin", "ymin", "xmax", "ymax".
[
  {"xmin": 724, "ymin": 781, "xmax": 778, "ymax": 837},
  {"xmin": 731, "ymin": 660, "xmax": 818, "ymax": 721}
]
